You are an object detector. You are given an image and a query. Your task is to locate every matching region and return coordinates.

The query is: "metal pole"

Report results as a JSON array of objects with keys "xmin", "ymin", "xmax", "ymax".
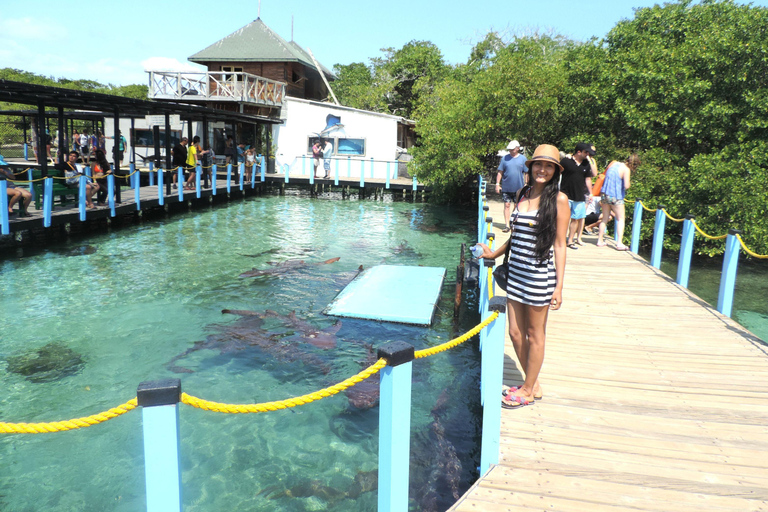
[
  {"xmin": 676, "ymin": 215, "xmax": 696, "ymax": 288},
  {"xmin": 377, "ymin": 342, "xmax": 414, "ymax": 512},
  {"xmin": 138, "ymin": 379, "xmax": 183, "ymax": 512},
  {"xmin": 717, "ymin": 230, "xmax": 742, "ymax": 318},
  {"xmin": 630, "ymin": 199, "xmax": 642, "ymax": 253},
  {"xmin": 650, "ymin": 205, "xmax": 665, "ymax": 269},
  {"xmin": 480, "ymin": 297, "xmax": 507, "ymax": 475}
]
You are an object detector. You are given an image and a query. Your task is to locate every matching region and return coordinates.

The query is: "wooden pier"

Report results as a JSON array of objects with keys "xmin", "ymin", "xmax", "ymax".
[{"xmin": 451, "ymin": 198, "xmax": 768, "ymax": 511}]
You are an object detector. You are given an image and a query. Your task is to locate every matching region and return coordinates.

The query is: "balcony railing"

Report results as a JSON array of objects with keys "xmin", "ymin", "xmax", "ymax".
[{"xmin": 147, "ymin": 71, "xmax": 285, "ymax": 107}]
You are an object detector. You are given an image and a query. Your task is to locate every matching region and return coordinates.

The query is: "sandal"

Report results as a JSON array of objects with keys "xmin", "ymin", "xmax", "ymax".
[
  {"xmin": 503, "ymin": 386, "xmax": 542, "ymax": 401},
  {"xmin": 567, "ymin": 243, "xmax": 578, "ymax": 250},
  {"xmin": 501, "ymin": 227, "xmax": 511, "ymax": 233},
  {"xmin": 502, "ymin": 395, "xmax": 534, "ymax": 409},
  {"xmin": 596, "ymin": 241, "xmax": 607, "ymax": 247},
  {"xmin": 615, "ymin": 244, "xmax": 629, "ymax": 251}
]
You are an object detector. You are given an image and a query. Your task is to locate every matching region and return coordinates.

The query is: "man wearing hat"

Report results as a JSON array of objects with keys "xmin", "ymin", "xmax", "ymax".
[
  {"xmin": 560, "ymin": 142, "xmax": 597, "ymax": 248},
  {"xmin": 496, "ymin": 139, "xmax": 528, "ymax": 232}
]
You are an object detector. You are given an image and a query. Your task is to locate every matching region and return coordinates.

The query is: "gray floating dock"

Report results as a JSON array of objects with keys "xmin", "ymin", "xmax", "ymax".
[{"xmin": 325, "ymin": 265, "xmax": 446, "ymax": 326}]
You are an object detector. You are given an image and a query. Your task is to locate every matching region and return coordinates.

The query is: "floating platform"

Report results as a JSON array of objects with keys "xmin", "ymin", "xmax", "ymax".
[{"xmin": 325, "ymin": 265, "xmax": 446, "ymax": 326}]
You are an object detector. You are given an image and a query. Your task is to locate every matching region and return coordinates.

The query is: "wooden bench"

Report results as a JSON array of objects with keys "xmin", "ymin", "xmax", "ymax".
[{"xmin": 31, "ymin": 169, "xmax": 77, "ymax": 210}]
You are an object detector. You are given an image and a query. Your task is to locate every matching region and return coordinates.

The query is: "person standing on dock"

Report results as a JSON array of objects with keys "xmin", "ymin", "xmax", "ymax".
[
  {"xmin": 322, "ymin": 139, "xmax": 333, "ymax": 179},
  {"xmin": 559, "ymin": 142, "xmax": 594, "ymax": 249},
  {"xmin": 478, "ymin": 144, "xmax": 569, "ymax": 408},
  {"xmin": 312, "ymin": 140, "xmax": 322, "ymax": 177},
  {"xmin": 171, "ymin": 137, "xmax": 188, "ymax": 189},
  {"xmin": 496, "ymin": 140, "xmax": 528, "ymax": 233},
  {"xmin": 184, "ymin": 136, "xmax": 201, "ymax": 190}
]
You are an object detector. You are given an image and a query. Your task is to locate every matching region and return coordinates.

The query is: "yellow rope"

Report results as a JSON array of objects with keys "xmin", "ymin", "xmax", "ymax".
[
  {"xmin": 638, "ymin": 200, "xmax": 656, "ymax": 213},
  {"xmin": 487, "ymin": 266, "xmax": 494, "ymax": 301},
  {"xmin": 182, "ymin": 358, "xmax": 388, "ymax": 413},
  {"xmin": 415, "ymin": 311, "xmax": 499, "ymax": 358},
  {"xmin": 736, "ymin": 234, "xmax": 768, "ymax": 259},
  {"xmin": 662, "ymin": 209, "xmax": 685, "ymax": 222},
  {"xmin": 690, "ymin": 219, "xmax": 728, "ymax": 240},
  {"xmin": 0, "ymin": 398, "xmax": 138, "ymax": 435}
]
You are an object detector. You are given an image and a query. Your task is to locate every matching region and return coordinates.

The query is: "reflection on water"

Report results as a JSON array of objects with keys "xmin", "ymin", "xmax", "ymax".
[{"xmin": 0, "ymin": 197, "xmax": 481, "ymax": 511}]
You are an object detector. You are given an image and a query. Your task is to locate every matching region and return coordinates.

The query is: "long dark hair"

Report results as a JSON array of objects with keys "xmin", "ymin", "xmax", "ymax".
[
  {"xmin": 94, "ymin": 149, "xmax": 110, "ymax": 171},
  {"xmin": 526, "ymin": 165, "xmax": 561, "ymax": 262}
]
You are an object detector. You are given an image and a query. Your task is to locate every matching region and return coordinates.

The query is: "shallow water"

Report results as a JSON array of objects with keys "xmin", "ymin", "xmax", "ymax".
[{"xmin": 0, "ymin": 195, "xmax": 482, "ymax": 511}]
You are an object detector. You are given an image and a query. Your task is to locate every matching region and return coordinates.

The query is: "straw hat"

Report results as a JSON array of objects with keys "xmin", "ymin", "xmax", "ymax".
[{"xmin": 525, "ymin": 144, "xmax": 563, "ymax": 171}]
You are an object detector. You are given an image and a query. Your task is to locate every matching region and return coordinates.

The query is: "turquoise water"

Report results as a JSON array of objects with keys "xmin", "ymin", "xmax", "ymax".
[
  {"xmin": 641, "ymin": 249, "xmax": 768, "ymax": 343},
  {"xmin": 0, "ymin": 196, "xmax": 482, "ymax": 511}
]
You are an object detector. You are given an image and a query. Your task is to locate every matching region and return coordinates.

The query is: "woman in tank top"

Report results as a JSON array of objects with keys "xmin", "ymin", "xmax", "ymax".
[
  {"xmin": 596, "ymin": 154, "xmax": 640, "ymax": 251},
  {"xmin": 477, "ymin": 144, "xmax": 569, "ymax": 407}
]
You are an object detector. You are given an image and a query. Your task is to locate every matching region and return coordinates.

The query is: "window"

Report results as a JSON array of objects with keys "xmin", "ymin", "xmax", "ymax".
[
  {"xmin": 221, "ymin": 66, "xmax": 243, "ymax": 81},
  {"xmin": 336, "ymin": 138, "xmax": 365, "ymax": 156}
]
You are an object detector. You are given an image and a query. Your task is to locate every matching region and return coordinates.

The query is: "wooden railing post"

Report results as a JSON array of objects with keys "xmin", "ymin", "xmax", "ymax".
[
  {"xmin": 377, "ymin": 341, "xmax": 414, "ymax": 512},
  {"xmin": 0, "ymin": 180, "xmax": 8, "ymax": 235},
  {"xmin": 650, "ymin": 205, "xmax": 666, "ymax": 269},
  {"xmin": 226, "ymin": 163, "xmax": 232, "ymax": 193},
  {"xmin": 480, "ymin": 296, "xmax": 507, "ymax": 475},
  {"xmin": 149, "ymin": 161, "xmax": 154, "ymax": 186},
  {"xmin": 177, "ymin": 167, "xmax": 184, "ymax": 200},
  {"xmin": 157, "ymin": 167, "xmax": 164, "ymax": 206},
  {"xmin": 43, "ymin": 177, "xmax": 53, "ymax": 227},
  {"xmin": 212, "ymin": 164, "xmax": 217, "ymax": 195},
  {"xmin": 717, "ymin": 229, "xmax": 742, "ymax": 318},
  {"xmin": 195, "ymin": 164, "xmax": 202, "ymax": 198},
  {"xmin": 107, "ymin": 174, "xmax": 115, "ymax": 217},
  {"xmin": 631, "ymin": 199, "xmax": 643, "ymax": 253},
  {"xmin": 138, "ymin": 379, "xmax": 183, "ymax": 512},
  {"xmin": 676, "ymin": 215, "xmax": 696, "ymax": 288}
]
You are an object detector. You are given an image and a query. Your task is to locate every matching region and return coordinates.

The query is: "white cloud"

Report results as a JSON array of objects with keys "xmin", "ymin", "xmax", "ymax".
[{"xmin": 0, "ymin": 17, "xmax": 61, "ymax": 41}]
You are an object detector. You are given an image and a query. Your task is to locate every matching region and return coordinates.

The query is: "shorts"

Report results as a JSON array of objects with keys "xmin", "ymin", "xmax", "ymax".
[
  {"xmin": 501, "ymin": 192, "xmax": 515, "ymax": 203},
  {"xmin": 323, "ymin": 159, "xmax": 331, "ymax": 171},
  {"xmin": 585, "ymin": 212, "xmax": 600, "ymax": 225},
  {"xmin": 601, "ymin": 193, "xmax": 624, "ymax": 205},
  {"xmin": 568, "ymin": 200, "xmax": 586, "ymax": 220}
]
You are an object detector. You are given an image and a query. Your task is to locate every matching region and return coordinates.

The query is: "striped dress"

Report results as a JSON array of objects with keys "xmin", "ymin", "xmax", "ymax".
[{"xmin": 505, "ymin": 208, "xmax": 556, "ymax": 306}]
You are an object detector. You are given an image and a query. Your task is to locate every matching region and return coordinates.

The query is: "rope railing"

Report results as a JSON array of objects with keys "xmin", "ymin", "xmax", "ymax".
[{"xmin": 0, "ymin": 311, "xmax": 497, "ymax": 432}]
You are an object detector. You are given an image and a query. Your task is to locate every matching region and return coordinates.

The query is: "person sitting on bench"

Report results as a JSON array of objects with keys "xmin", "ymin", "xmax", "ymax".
[
  {"xmin": 0, "ymin": 155, "xmax": 32, "ymax": 215},
  {"xmin": 56, "ymin": 150, "xmax": 99, "ymax": 208}
]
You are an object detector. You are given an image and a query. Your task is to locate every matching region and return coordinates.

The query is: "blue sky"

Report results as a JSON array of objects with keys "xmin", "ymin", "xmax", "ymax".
[{"xmin": 2, "ymin": 0, "xmax": 767, "ymax": 86}]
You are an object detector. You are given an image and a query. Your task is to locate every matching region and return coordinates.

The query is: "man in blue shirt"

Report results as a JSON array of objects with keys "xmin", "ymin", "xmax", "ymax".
[{"xmin": 495, "ymin": 140, "xmax": 528, "ymax": 232}]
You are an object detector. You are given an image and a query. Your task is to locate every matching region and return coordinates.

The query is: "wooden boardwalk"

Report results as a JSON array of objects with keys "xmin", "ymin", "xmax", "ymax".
[{"xmin": 450, "ymin": 198, "xmax": 768, "ymax": 512}]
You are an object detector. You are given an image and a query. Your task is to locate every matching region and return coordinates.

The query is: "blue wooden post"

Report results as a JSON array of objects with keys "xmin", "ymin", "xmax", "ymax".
[
  {"xmin": 130, "ymin": 163, "xmax": 136, "ymax": 189},
  {"xmin": 650, "ymin": 205, "xmax": 666, "ymax": 269},
  {"xmin": 412, "ymin": 177, "xmax": 417, "ymax": 191},
  {"xmin": 347, "ymin": 156, "xmax": 351, "ymax": 178},
  {"xmin": 149, "ymin": 162, "xmax": 154, "ymax": 187},
  {"xmin": 359, "ymin": 160, "xmax": 365, "ymax": 187},
  {"xmin": 177, "ymin": 167, "xmax": 184, "ymax": 200},
  {"xmin": 260, "ymin": 156, "xmax": 265, "ymax": 182},
  {"xmin": 630, "ymin": 199, "xmax": 643, "ymax": 254},
  {"xmin": 211, "ymin": 164, "xmax": 217, "ymax": 195},
  {"xmin": 480, "ymin": 297, "xmax": 507, "ymax": 476},
  {"xmin": 284, "ymin": 161, "xmax": 289, "ymax": 184},
  {"xmin": 108, "ymin": 174, "xmax": 116, "ymax": 217},
  {"xmin": 157, "ymin": 168, "xmax": 164, "ymax": 206},
  {"xmin": 0, "ymin": 181, "xmax": 8, "ymax": 235},
  {"xmin": 226, "ymin": 163, "xmax": 232, "ymax": 193},
  {"xmin": 138, "ymin": 379, "xmax": 182, "ymax": 512},
  {"xmin": 717, "ymin": 230, "xmax": 742, "ymax": 318},
  {"xmin": 42, "ymin": 178, "xmax": 53, "ymax": 227},
  {"xmin": 195, "ymin": 165, "xmax": 202, "ymax": 198},
  {"xmin": 24, "ymin": 143, "xmax": 28, "ymax": 160},
  {"xmin": 334, "ymin": 158, "xmax": 339, "ymax": 186},
  {"xmin": 250, "ymin": 161, "xmax": 256, "ymax": 188},
  {"xmin": 78, "ymin": 175, "xmax": 87, "ymax": 221},
  {"xmin": 386, "ymin": 162, "xmax": 391, "ymax": 189},
  {"xmin": 676, "ymin": 215, "xmax": 696, "ymax": 288},
  {"xmin": 377, "ymin": 342, "xmax": 414, "ymax": 512},
  {"xmin": 133, "ymin": 165, "xmax": 140, "ymax": 210},
  {"xmin": 309, "ymin": 162, "xmax": 315, "ymax": 185},
  {"xmin": 370, "ymin": 157, "xmax": 374, "ymax": 178}
]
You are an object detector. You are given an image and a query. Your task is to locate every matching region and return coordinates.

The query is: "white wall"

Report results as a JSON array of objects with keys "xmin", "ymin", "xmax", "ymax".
[
  {"xmin": 104, "ymin": 117, "xmax": 195, "ymax": 166},
  {"xmin": 273, "ymin": 98, "xmax": 401, "ymax": 179}
]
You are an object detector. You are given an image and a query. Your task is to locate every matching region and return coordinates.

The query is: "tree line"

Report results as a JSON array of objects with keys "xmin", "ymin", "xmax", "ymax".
[{"xmin": 331, "ymin": 0, "xmax": 768, "ymax": 255}]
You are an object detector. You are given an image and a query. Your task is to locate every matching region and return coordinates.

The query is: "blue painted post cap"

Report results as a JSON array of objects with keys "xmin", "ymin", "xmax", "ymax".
[
  {"xmin": 685, "ymin": 214, "xmax": 696, "ymax": 220},
  {"xmin": 728, "ymin": 229, "xmax": 742, "ymax": 236},
  {"xmin": 657, "ymin": 204, "xmax": 665, "ymax": 209},
  {"xmin": 137, "ymin": 379, "xmax": 181, "ymax": 407},
  {"xmin": 377, "ymin": 341, "xmax": 415, "ymax": 367},
  {"xmin": 489, "ymin": 296, "xmax": 507, "ymax": 313}
]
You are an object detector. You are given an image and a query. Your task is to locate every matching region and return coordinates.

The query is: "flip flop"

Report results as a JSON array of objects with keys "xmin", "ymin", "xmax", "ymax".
[
  {"xmin": 503, "ymin": 386, "xmax": 542, "ymax": 401},
  {"xmin": 501, "ymin": 395, "xmax": 534, "ymax": 409},
  {"xmin": 575, "ymin": 240, "xmax": 584, "ymax": 246},
  {"xmin": 596, "ymin": 242, "xmax": 607, "ymax": 247},
  {"xmin": 502, "ymin": 227, "xmax": 511, "ymax": 233},
  {"xmin": 615, "ymin": 245, "xmax": 629, "ymax": 251},
  {"xmin": 567, "ymin": 243, "xmax": 578, "ymax": 250}
]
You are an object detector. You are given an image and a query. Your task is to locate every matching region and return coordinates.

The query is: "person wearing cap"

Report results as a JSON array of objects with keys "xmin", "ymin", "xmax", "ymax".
[
  {"xmin": 559, "ymin": 142, "xmax": 595, "ymax": 249},
  {"xmin": 1, "ymin": 155, "xmax": 33, "ymax": 215},
  {"xmin": 496, "ymin": 140, "xmax": 528, "ymax": 233},
  {"xmin": 477, "ymin": 144, "xmax": 569, "ymax": 408}
]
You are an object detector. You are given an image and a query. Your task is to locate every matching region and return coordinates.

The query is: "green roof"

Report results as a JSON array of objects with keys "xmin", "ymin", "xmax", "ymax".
[{"xmin": 188, "ymin": 18, "xmax": 333, "ymax": 78}]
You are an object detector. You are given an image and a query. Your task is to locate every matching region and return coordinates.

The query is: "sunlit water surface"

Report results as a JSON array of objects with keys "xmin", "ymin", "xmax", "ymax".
[{"xmin": 0, "ymin": 195, "xmax": 482, "ymax": 512}]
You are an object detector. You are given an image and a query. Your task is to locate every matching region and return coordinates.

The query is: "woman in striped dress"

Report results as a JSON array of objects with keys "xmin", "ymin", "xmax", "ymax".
[{"xmin": 478, "ymin": 144, "xmax": 569, "ymax": 408}]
